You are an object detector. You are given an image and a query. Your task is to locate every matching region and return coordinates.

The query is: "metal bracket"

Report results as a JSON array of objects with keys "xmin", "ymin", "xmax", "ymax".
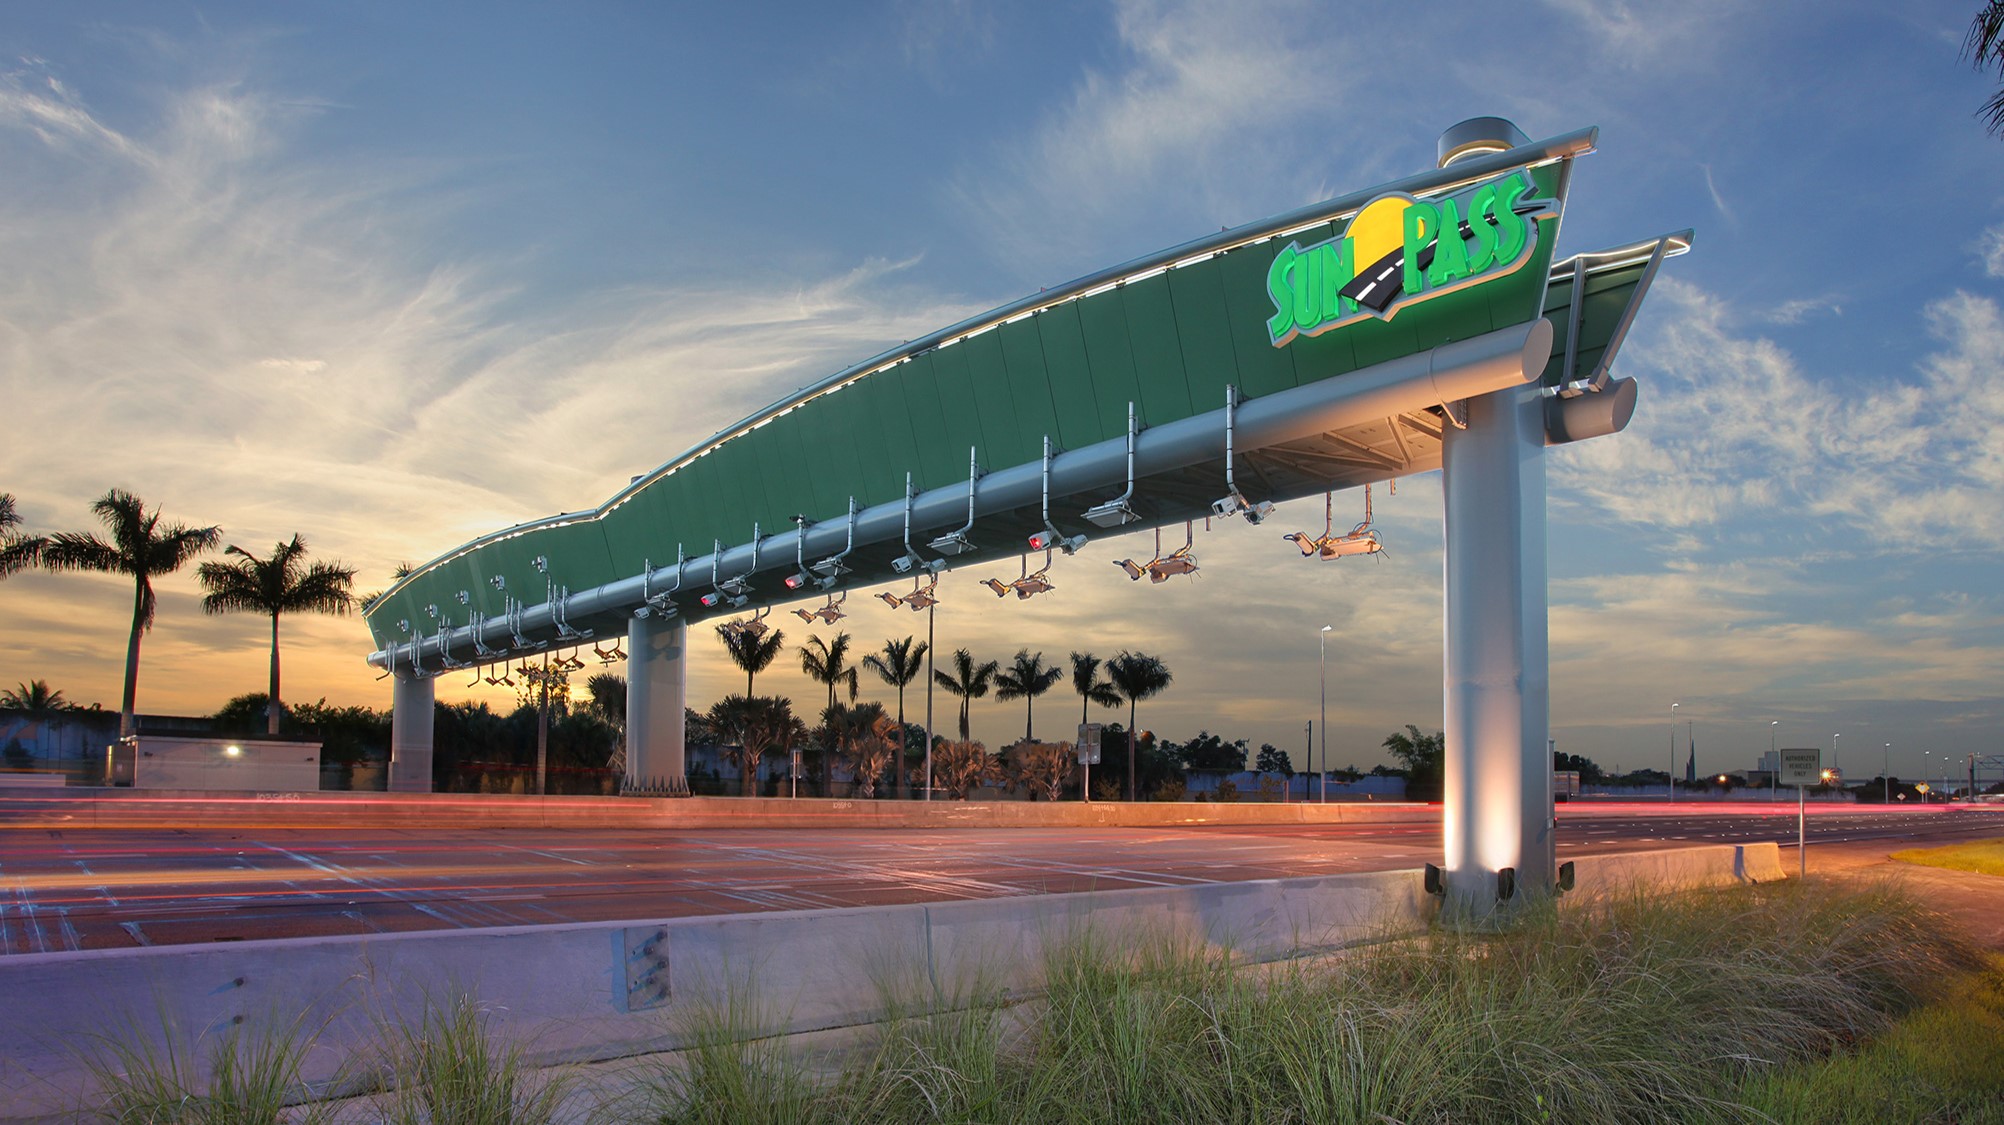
[
  {"xmin": 622, "ymin": 925, "xmax": 672, "ymax": 1011},
  {"xmin": 812, "ymin": 498, "xmax": 857, "ymax": 584},
  {"xmin": 548, "ymin": 581, "xmax": 593, "ymax": 641},
  {"xmin": 1083, "ymin": 404, "xmax": 1141, "ymax": 527},
  {"xmin": 928, "ymin": 449, "xmax": 981, "ymax": 555}
]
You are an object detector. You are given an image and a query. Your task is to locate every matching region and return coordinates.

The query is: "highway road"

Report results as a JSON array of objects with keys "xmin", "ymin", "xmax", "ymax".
[{"xmin": 1, "ymin": 802, "xmax": 1999, "ymax": 955}]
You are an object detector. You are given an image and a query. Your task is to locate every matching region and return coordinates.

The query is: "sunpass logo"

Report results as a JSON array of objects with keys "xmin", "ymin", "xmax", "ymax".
[{"xmin": 1265, "ymin": 169, "xmax": 1557, "ymax": 348}]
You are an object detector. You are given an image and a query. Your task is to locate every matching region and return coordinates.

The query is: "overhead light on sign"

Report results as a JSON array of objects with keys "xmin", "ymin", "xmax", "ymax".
[
  {"xmin": 784, "ymin": 572, "xmax": 810, "ymax": 591},
  {"xmin": 929, "ymin": 530, "xmax": 976, "ymax": 556}
]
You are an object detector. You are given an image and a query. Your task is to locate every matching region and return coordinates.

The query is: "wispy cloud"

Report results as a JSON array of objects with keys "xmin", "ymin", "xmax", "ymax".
[
  {"xmin": 949, "ymin": 0, "xmax": 1359, "ymax": 278},
  {"xmin": 1553, "ymin": 279, "xmax": 2004, "ymax": 550},
  {"xmin": 0, "ymin": 63, "xmax": 981, "ymax": 722},
  {"xmin": 1975, "ymin": 220, "xmax": 2004, "ymax": 278}
]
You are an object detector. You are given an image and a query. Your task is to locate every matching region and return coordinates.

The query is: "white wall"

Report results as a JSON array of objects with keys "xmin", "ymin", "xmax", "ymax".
[{"xmin": 132, "ymin": 735, "xmax": 322, "ymax": 792}]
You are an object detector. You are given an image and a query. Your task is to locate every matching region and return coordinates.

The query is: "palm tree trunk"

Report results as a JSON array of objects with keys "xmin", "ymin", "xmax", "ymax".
[
  {"xmin": 1127, "ymin": 698, "xmax": 1138, "ymax": 800},
  {"xmin": 894, "ymin": 687, "xmax": 907, "ymax": 798},
  {"xmin": 1024, "ymin": 696, "xmax": 1033, "ymax": 744},
  {"xmin": 267, "ymin": 613, "xmax": 283, "ymax": 736},
  {"xmin": 120, "ymin": 580, "xmax": 145, "ymax": 739}
]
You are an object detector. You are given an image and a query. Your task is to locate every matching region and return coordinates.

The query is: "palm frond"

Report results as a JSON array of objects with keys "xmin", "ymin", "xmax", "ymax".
[
  {"xmin": 0, "ymin": 533, "xmax": 46, "ymax": 577},
  {"xmin": 39, "ymin": 533, "xmax": 127, "ymax": 576}
]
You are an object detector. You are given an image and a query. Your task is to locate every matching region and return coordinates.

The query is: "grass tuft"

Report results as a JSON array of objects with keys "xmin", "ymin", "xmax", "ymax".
[
  {"xmin": 78, "ymin": 1005, "xmax": 329, "ymax": 1125},
  {"xmin": 373, "ymin": 990, "xmax": 569, "ymax": 1125}
]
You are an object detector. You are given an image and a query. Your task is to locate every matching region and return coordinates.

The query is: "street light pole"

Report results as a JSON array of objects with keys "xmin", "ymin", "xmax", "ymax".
[
  {"xmin": 1669, "ymin": 702, "xmax": 1680, "ymax": 801},
  {"xmin": 1770, "ymin": 720, "xmax": 1778, "ymax": 802},
  {"xmin": 1884, "ymin": 742, "xmax": 1891, "ymax": 805},
  {"xmin": 1832, "ymin": 732, "xmax": 1840, "ymax": 788},
  {"xmin": 1318, "ymin": 625, "xmax": 1332, "ymax": 803},
  {"xmin": 923, "ymin": 597, "xmax": 935, "ymax": 801}
]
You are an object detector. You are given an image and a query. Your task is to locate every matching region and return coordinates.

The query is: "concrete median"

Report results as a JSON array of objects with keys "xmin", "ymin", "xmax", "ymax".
[{"xmin": 0, "ymin": 841, "xmax": 1780, "ymax": 1121}]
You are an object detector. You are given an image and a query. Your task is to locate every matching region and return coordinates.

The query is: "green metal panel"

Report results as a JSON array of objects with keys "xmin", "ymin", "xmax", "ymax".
[
  {"xmin": 895, "ymin": 357, "xmax": 956, "ymax": 491},
  {"xmin": 1118, "ymin": 274, "xmax": 1194, "ymax": 426},
  {"xmin": 962, "ymin": 330, "xmax": 1026, "ymax": 468},
  {"xmin": 1076, "ymin": 293, "xmax": 1144, "ymax": 436},
  {"xmin": 998, "ymin": 317, "xmax": 1062, "ymax": 457},
  {"xmin": 928, "ymin": 343, "xmax": 987, "ymax": 474},
  {"xmin": 1216, "ymin": 240, "xmax": 1304, "ymax": 400},
  {"xmin": 757, "ymin": 407, "xmax": 821, "ymax": 524},
  {"xmin": 842, "ymin": 373, "xmax": 921, "ymax": 507},
  {"xmin": 1165, "ymin": 258, "xmax": 1241, "ymax": 417},
  {"xmin": 807, "ymin": 386, "xmax": 873, "ymax": 517},
  {"xmin": 821, "ymin": 383, "xmax": 893, "ymax": 511},
  {"xmin": 1032, "ymin": 303, "xmax": 1105, "ymax": 451},
  {"xmin": 781, "ymin": 399, "xmax": 852, "ymax": 519}
]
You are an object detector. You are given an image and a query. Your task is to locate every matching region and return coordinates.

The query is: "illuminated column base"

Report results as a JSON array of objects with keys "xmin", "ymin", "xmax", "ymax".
[
  {"xmin": 625, "ymin": 612, "xmax": 691, "ymax": 797},
  {"xmin": 1440, "ymin": 382, "xmax": 1552, "ymax": 926},
  {"xmin": 388, "ymin": 673, "xmax": 436, "ymax": 793}
]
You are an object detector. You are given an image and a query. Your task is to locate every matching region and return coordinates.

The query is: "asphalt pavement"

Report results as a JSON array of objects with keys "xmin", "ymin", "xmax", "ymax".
[{"xmin": 1, "ymin": 801, "xmax": 1998, "ymax": 955}]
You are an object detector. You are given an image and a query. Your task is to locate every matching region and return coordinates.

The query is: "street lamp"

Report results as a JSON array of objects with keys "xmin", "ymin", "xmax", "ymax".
[
  {"xmin": 1669, "ymin": 702, "xmax": 1680, "ymax": 801},
  {"xmin": 1319, "ymin": 625, "xmax": 1332, "ymax": 803},
  {"xmin": 1884, "ymin": 742, "xmax": 1891, "ymax": 805}
]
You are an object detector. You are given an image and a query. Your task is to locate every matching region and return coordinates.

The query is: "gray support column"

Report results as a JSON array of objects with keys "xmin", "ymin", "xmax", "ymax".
[
  {"xmin": 626, "ymin": 612, "xmax": 691, "ymax": 797},
  {"xmin": 387, "ymin": 673, "xmax": 436, "ymax": 793},
  {"xmin": 1440, "ymin": 382, "xmax": 1552, "ymax": 925}
]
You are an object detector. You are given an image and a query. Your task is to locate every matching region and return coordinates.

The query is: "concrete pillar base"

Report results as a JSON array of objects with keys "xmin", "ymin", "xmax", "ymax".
[
  {"xmin": 620, "ymin": 775, "xmax": 692, "ymax": 798},
  {"xmin": 388, "ymin": 673, "xmax": 436, "ymax": 794},
  {"xmin": 626, "ymin": 613, "xmax": 689, "ymax": 798}
]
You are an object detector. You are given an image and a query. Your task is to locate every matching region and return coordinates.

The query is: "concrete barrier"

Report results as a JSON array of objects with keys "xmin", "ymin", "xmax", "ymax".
[
  {"xmin": 0, "ymin": 842, "xmax": 1780, "ymax": 1120},
  {"xmin": 0, "ymin": 786, "xmax": 1436, "ymax": 832}
]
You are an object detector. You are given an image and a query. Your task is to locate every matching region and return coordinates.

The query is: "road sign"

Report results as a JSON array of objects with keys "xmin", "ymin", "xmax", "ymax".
[
  {"xmin": 1076, "ymin": 723, "xmax": 1103, "ymax": 765},
  {"xmin": 1778, "ymin": 748, "xmax": 1821, "ymax": 787}
]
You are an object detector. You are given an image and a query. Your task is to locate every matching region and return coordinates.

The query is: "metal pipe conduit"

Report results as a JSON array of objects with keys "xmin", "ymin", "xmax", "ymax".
[{"xmin": 370, "ymin": 318, "xmax": 1549, "ymax": 670}]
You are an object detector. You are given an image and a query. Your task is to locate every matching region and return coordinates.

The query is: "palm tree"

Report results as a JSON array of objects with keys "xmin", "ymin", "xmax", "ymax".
[
  {"xmin": 707, "ymin": 694, "xmax": 799, "ymax": 797},
  {"xmin": 862, "ymin": 635, "xmax": 928, "ymax": 795},
  {"xmin": 800, "ymin": 632, "xmax": 861, "ymax": 793},
  {"xmin": 196, "ymin": 534, "xmax": 356, "ymax": 735},
  {"xmin": 717, "ymin": 623, "xmax": 786, "ymax": 695},
  {"xmin": 583, "ymin": 672, "xmax": 627, "ymax": 773},
  {"xmin": 1, "ymin": 681, "xmax": 72, "ymax": 712},
  {"xmin": 2, "ymin": 680, "xmax": 81, "ymax": 766},
  {"xmin": 0, "ymin": 494, "xmax": 47, "ymax": 578},
  {"xmin": 1070, "ymin": 652, "xmax": 1122, "ymax": 726},
  {"xmin": 824, "ymin": 700, "xmax": 890, "ymax": 797},
  {"xmin": 41, "ymin": 490, "xmax": 221, "ymax": 737},
  {"xmin": 994, "ymin": 649, "xmax": 1062, "ymax": 744},
  {"xmin": 1967, "ymin": 1, "xmax": 2004, "ymax": 135},
  {"xmin": 1105, "ymin": 651, "xmax": 1173, "ymax": 801},
  {"xmin": 933, "ymin": 648, "xmax": 998, "ymax": 742},
  {"xmin": 933, "ymin": 739, "xmax": 999, "ymax": 800}
]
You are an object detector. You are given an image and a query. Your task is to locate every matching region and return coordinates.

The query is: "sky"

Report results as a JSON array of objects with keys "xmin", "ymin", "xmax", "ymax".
[{"xmin": 2, "ymin": 0, "xmax": 2001, "ymax": 783}]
